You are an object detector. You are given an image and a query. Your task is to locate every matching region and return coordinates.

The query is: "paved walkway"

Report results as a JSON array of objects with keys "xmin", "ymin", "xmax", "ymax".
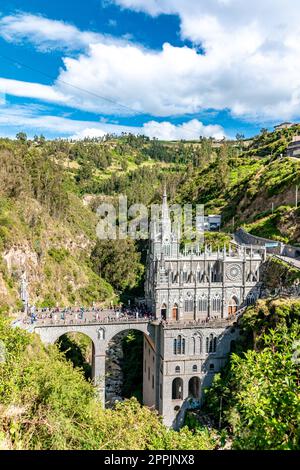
[
  {"xmin": 274, "ymin": 255, "xmax": 300, "ymax": 270},
  {"xmin": 15, "ymin": 308, "xmax": 240, "ymax": 330},
  {"xmin": 19, "ymin": 308, "xmax": 153, "ymax": 328}
]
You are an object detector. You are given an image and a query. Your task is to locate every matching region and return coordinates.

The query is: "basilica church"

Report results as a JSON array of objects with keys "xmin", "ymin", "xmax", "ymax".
[
  {"xmin": 143, "ymin": 190, "xmax": 266, "ymax": 427},
  {"xmin": 145, "ymin": 189, "xmax": 265, "ymax": 322}
]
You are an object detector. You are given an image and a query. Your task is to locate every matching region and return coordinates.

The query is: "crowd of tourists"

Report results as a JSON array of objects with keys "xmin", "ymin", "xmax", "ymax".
[{"xmin": 23, "ymin": 303, "xmax": 154, "ymax": 325}]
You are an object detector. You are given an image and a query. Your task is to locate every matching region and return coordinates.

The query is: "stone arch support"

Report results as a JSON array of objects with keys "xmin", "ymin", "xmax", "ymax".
[{"xmin": 33, "ymin": 320, "xmax": 154, "ymax": 408}]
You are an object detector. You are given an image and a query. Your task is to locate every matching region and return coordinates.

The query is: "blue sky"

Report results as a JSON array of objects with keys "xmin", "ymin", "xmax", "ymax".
[{"xmin": 0, "ymin": 0, "xmax": 299, "ymax": 140}]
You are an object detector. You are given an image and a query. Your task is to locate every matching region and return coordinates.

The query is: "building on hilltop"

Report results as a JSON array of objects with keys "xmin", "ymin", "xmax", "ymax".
[
  {"xmin": 274, "ymin": 122, "xmax": 294, "ymax": 130},
  {"xmin": 197, "ymin": 214, "xmax": 222, "ymax": 232},
  {"xmin": 287, "ymin": 135, "xmax": 300, "ymax": 158},
  {"xmin": 143, "ymin": 190, "xmax": 266, "ymax": 427}
]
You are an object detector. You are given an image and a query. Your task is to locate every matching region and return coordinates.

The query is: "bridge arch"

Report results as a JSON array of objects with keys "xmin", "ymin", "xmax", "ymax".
[
  {"xmin": 188, "ymin": 376, "xmax": 201, "ymax": 399},
  {"xmin": 55, "ymin": 331, "xmax": 95, "ymax": 380},
  {"xmin": 33, "ymin": 320, "xmax": 154, "ymax": 408},
  {"xmin": 103, "ymin": 322, "xmax": 151, "ymax": 344},
  {"xmin": 34, "ymin": 324, "xmax": 98, "ymax": 347},
  {"xmin": 105, "ymin": 327, "xmax": 146, "ymax": 405}
]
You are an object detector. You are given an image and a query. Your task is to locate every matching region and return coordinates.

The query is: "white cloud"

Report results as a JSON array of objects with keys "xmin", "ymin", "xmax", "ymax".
[
  {"xmin": 142, "ymin": 119, "xmax": 225, "ymax": 140},
  {"xmin": 0, "ymin": 104, "xmax": 139, "ymax": 135},
  {"xmin": 2, "ymin": 5, "xmax": 300, "ymax": 121},
  {"xmin": 0, "ymin": 103, "xmax": 224, "ymax": 140},
  {"xmin": 56, "ymin": 42, "xmax": 210, "ymax": 116},
  {"xmin": 69, "ymin": 127, "xmax": 108, "ymax": 139},
  {"xmin": 0, "ymin": 78, "xmax": 66, "ymax": 103},
  {"xmin": 109, "ymin": 0, "xmax": 300, "ymax": 120},
  {"xmin": 0, "ymin": 12, "xmax": 102, "ymax": 51},
  {"xmin": 111, "ymin": 0, "xmax": 165, "ymax": 16}
]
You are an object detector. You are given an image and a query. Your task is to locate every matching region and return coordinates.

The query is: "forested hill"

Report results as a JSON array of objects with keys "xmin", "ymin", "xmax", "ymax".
[
  {"xmin": 0, "ymin": 131, "xmax": 299, "ymax": 450},
  {"xmin": 0, "ymin": 125, "xmax": 300, "ymax": 313},
  {"xmin": 0, "ymin": 133, "xmax": 187, "ymax": 313},
  {"xmin": 176, "ymin": 125, "xmax": 300, "ymax": 244}
]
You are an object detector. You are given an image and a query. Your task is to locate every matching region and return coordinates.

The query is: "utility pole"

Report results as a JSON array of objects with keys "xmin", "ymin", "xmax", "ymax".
[
  {"xmin": 272, "ymin": 202, "xmax": 274, "ymax": 214},
  {"xmin": 296, "ymin": 185, "xmax": 298, "ymax": 209}
]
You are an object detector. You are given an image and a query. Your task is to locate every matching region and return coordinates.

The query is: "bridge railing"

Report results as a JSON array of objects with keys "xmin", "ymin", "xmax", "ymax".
[{"xmin": 25, "ymin": 315, "xmax": 154, "ymax": 327}]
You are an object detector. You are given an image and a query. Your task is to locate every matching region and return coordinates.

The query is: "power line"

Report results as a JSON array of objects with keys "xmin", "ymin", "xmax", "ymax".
[
  {"xmin": 0, "ymin": 53, "xmax": 225, "ymax": 140},
  {"xmin": 0, "ymin": 53, "xmax": 142, "ymax": 116}
]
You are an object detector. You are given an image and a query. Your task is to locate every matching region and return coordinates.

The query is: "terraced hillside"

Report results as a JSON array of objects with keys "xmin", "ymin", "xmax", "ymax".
[{"xmin": 177, "ymin": 126, "xmax": 300, "ymax": 244}]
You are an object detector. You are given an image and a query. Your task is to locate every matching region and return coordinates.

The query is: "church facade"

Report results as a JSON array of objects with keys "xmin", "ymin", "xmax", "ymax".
[{"xmin": 143, "ymin": 191, "xmax": 266, "ymax": 427}]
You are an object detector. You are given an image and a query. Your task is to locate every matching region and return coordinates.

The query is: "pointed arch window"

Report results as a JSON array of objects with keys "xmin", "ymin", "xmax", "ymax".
[
  {"xmin": 192, "ymin": 334, "xmax": 203, "ymax": 355},
  {"xmin": 184, "ymin": 299, "xmax": 194, "ymax": 312},
  {"xmin": 246, "ymin": 293, "xmax": 256, "ymax": 306},
  {"xmin": 198, "ymin": 296, "xmax": 208, "ymax": 313},
  {"xmin": 164, "ymin": 245, "xmax": 171, "ymax": 256},
  {"xmin": 172, "ymin": 378, "xmax": 183, "ymax": 400},
  {"xmin": 188, "ymin": 376, "xmax": 201, "ymax": 398},
  {"xmin": 174, "ymin": 335, "xmax": 185, "ymax": 355},
  {"xmin": 206, "ymin": 334, "xmax": 217, "ymax": 353},
  {"xmin": 212, "ymin": 294, "xmax": 221, "ymax": 312}
]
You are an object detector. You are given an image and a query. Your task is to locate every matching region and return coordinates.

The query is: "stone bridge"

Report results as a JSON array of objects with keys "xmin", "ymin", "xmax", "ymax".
[{"xmin": 32, "ymin": 319, "xmax": 156, "ymax": 405}]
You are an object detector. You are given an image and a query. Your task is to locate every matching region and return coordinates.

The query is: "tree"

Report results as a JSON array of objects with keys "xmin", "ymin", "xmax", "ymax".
[
  {"xmin": 260, "ymin": 128, "xmax": 269, "ymax": 136},
  {"xmin": 75, "ymin": 160, "xmax": 94, "ymax": 183},
  {"xmin": 0, "ymin": 315, "xmax": 215, "ymax": 450},
  {"xmin": 215, "ymin": 143, "xmax": 230, "ymax": 189},
  {"xmin": 16, "ymin": 132, "xmax": 27, "ymax": 142},
  {"xmin": 34, "ymin": 134, "xmax": 46, "ymax": 146},
  {"xmin": 204, "ymin": 299, "xmax": 300, "ymax": 450},
  {"xmin": 236, "ymin": 133, "xmax": 245, "ymax": 141},
  {"xmin": 235, "ymin": 133, "xmax": 245, "ymax": 156},
  {"xmin": 91, "ymin": 239, "xmax": 144, "ymax": 292}
]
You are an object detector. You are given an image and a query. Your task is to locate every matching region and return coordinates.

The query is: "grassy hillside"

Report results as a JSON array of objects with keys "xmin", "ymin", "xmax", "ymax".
[
  {"xmin": 243, "ymin": 124, "xmax": 300, "ymax": 158},
  {"xmin": 177, "ymin": 128, "xmax": 300, "ymax": 244}
]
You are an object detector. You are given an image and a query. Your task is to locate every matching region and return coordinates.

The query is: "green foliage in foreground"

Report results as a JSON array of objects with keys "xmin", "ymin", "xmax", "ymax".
[
  {"xmin": 203, "ymin": 299, "xmax": 300, "ymax": 450},
  {"xmin": 0, "ymin": 315, "xmax": 215, "ymax": 450}
]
